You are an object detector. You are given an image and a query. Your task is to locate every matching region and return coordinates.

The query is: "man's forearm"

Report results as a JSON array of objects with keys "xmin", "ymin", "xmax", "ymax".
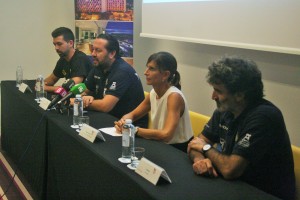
[{"xmin": 189, "ymin": 149, "xmax": 205, "ymax": 163}]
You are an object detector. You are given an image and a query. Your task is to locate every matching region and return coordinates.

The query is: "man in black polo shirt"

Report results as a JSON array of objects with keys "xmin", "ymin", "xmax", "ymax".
[
  {"xmin": 188, "ymin": 56, "xmax": 295, "ymax": 200},
  {"xmin": 44, "ymin": 27, "xmax": 92, "ymax": 92},
  {"xmin": 82, "ymin": 34, "xmax": 148, "ymax": 128}
]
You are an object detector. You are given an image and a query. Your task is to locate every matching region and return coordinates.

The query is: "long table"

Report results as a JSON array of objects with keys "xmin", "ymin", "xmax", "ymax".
[{"xmin": 1, "ymin": 80, "xmax": 279, "ymax": 200}]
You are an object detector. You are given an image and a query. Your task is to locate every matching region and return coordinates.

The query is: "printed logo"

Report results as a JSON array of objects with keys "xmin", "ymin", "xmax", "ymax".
[
  {"xmin": 219, "ymin": 124, "xmax": 229, "ymax": 131},
  {"xmin": 94, "ymin": 75, "xmax": 100, "ymax": 80},
  {"xmin": 62, "ymin": 70, "xmax": 67, "ymax": 76},
  {"xmin": 238, "ymin": 133, "xmax": 252, "ymax": 148},
  {"xmin": 219, "ymin": 138, "xmax": 225, "ymax": 151},
  {"xmin": 110, "ymin": 82, "xmax": 116, "ymax": 90}
]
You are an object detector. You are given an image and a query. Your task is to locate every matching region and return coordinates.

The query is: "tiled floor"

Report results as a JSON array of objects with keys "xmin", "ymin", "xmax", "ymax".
[{"xmin": 0, "ymin": 152, "xmax": 24, "ymax": 200}]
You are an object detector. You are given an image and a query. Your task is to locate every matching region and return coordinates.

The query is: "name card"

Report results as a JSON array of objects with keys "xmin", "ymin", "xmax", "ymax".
[
  {"xmin": 19, "ymin": 83, "xmax": 30, "ymax": 93},
  {"xmin": 135, "ymin": 157, "xmax": 172, "ymax": 185},
  {"xmin": 79, "ymin": 124, "xmax": 106, "ymax": 143},
  {"xmin": 39, "ymin": 97, "xmax": 51, "ymax": 110}
]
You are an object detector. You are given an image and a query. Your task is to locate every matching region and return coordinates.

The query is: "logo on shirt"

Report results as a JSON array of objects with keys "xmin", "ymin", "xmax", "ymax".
[
  {"xmin": 238, "ymin": 133, "xmax": 252, "ymax": 148},
  {"xmin": 219, "ymin": 124, "xmax": 229, "ymax": 131},
  {"xmin": 110, "ymin": 82, "xmax": 117, "ymax": 90},
  {"xmin": 62, "ymin": 70, "xmax": 67, "ymax": 76},
  {"xmin": 94, "ymin": 75, "xmax": 101, "ymax": 80}
]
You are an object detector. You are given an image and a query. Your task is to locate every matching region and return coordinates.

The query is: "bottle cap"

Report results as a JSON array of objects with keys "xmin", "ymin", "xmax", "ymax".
[
  {"xmin": 125, "ymin": 119, "xmax": 132, "ymax": 124},
  {"xmin": 75, "ymin": 94, "xmax": 81, "ymax": 98}
]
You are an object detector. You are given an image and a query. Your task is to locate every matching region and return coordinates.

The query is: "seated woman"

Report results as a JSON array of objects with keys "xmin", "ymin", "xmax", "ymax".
[{"xmin": 114, "ymin": 52, "xmax": 193, "ymax": 152}]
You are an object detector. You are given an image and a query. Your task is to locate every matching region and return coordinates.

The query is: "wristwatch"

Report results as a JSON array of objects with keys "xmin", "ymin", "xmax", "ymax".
[{"xmin": 202, "ymin": 144, "xmax": 212, "ymax": 154}]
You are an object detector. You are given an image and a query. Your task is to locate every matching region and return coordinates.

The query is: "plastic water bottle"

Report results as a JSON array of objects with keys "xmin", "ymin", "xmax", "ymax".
[
  {"xmin": 16, "ymin": 66, "xmax": 23, "ymax": 87},
  {"xmin": 119, "ymin": 119, "xmax": 134, "ymax": 163},
  {"xmin": 129, "ymin": 123, "xmax": 136, "ymax": 158},
  {"xmin": 71, "ymin": 94, "xmax": 83, "ymax": 128},
  {"xmin": 35, "ymin": 75, "xmax": 44, "ymax": 102}
]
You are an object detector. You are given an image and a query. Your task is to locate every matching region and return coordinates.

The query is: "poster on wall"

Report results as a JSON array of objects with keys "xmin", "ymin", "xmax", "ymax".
[{"xmin": 74, "ymin": 0, "xmax": 134, "ymax": 66}]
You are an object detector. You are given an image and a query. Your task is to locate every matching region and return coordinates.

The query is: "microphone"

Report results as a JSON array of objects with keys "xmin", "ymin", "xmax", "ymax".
[
  {"xmin": 47, "ymin": 79, "xmax": 75, "ymax": 109},
  {"xmin": 57, "ymin": 83, "xmax": 87, "ymax": 105},
  {"xmin": 47, "ymin": 87, "xmax": 68, "ymax": 109},
  {"xmin": 62, "ymin": 79, "xmax": 75, "ymax": 91}
]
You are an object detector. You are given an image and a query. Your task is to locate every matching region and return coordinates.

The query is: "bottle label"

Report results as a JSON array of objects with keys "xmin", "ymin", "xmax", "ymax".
[
  {"xmin": 122, "ymin": 129, "xmax": 130, "ymax": 147},
  {"xmin": 74, "ymin": 104, "xmax": 79, "ymax": 116},
  {"xmin": 35, "ymin": 82, "xmax": 41, "ymax": 91}
]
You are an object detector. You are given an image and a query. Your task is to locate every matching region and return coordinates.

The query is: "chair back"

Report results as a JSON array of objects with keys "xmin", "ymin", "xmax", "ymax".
[{"xmin": 189, "ymin": 111, "xmax": 210, "ymax": 137}]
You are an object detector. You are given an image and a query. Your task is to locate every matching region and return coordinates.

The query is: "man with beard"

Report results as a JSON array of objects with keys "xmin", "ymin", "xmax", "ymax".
[
  {"xmin": 80, "ymin": 34, "xmax": 148, "ymax": 128},
  {"xmin": 44, "ymin": 27, "xmax": 92, "ymax": 92},
  {"xmin": 187, "ymin": 56, "xmax": 295, "ymax": 200}
]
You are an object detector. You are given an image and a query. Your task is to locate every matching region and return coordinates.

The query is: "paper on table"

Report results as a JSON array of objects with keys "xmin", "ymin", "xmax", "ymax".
[{"xmin": 99, "ymin": 127, "xmax": 122, "ymax": 137}]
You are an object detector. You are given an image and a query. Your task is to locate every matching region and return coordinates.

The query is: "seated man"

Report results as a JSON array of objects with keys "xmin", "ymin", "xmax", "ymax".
[
  {"xmin": 188, "ymin": 56, "xmax": 295, "ymax": 200},
  {"xmin": 44, "ymin": 27, "xmax": 92, "ymax": 92},
  {"xmin": 80, "ymin": 34, "xmax": 148, "ymax": 128}
]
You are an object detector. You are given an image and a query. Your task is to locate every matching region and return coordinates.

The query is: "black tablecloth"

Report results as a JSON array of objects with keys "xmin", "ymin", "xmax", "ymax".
[{"xmin": 1, "ymin": 80, "xmax": 279, "ymax": 200}]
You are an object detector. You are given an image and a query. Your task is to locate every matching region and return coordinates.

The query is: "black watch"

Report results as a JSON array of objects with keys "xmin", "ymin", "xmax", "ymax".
[{"xmin": 202, "ymin": 144, "xmax": 212, "ymax": 153}]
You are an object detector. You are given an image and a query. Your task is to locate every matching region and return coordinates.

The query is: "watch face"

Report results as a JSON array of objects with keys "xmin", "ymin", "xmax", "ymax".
[{"xmin": 203, "ymin": 144, "xmax": 211, "ymax": 151}]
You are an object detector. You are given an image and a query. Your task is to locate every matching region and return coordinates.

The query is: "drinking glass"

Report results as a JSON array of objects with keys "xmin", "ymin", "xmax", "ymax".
[
  {"xmin": 76, "ymin": 116, "xmax": 90, "ymax": 132},
  {"xmin": 127, "ymin": 147, "xmax": 145, "ymax": 170}
]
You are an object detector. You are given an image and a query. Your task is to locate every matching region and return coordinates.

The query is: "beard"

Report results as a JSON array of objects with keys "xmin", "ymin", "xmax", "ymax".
[
  {"xmin": 93, "ymin": 56, "xmax": 112, "ymax": 71},
  {"xmin": 57, "ymin": 49, "xmax": 69, "ymax": 58}
]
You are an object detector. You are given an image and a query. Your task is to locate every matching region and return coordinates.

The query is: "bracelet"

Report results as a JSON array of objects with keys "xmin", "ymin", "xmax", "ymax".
[{"xmin": 135, "ymin": 126, "xmax": 140, "ymax": 136}]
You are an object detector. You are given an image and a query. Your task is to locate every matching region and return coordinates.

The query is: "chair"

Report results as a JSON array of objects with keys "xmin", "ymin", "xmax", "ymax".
[
  {"xmin": 292, "ymin": 145, "xmax": 300, "ymax": 200},
  {"xmin": 189, "ymin": 111, "xmax": 210, "ymax": 137}
]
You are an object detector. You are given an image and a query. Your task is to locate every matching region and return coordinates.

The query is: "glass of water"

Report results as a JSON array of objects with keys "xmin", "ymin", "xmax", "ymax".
[
  {"xmin": 76, "ymin": 116, "xmax": 90, "ymax": 133},
  {"xmin": 127, "ymin": 147, "xmax": 145, "ymax": 170}
]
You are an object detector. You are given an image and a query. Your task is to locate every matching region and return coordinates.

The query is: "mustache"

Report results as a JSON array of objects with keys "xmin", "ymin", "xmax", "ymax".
[{"xmin": 215, "ymin": 100, "xmax": 221, "ymax": 108}]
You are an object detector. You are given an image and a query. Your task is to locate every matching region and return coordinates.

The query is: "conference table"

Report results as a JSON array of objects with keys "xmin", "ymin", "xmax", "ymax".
[{"xmin": 1, "ymin": 80, "xmax": 279, "ymax": 200}]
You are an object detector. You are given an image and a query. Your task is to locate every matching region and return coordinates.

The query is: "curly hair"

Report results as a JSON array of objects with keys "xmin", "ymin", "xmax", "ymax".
[{"xmin": 206, "ymin": 56, "xmax": 264, "ymax": 103}]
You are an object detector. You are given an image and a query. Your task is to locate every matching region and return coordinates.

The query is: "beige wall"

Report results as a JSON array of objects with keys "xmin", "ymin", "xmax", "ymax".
[
  {"xmin": 134, "ymin": 1, "xmax": 300, "ymax": 146},
  {"xmin": 0, "ymin": 1, "xmax": 299, "ymax": 146},
  {"xmin": 0, "ymin": 0, "xmax": 75, "ymax": 81}
]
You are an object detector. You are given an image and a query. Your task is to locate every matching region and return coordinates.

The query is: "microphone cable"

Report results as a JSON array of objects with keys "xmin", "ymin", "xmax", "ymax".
[{"xmin": 0, "ymin": 109, "xmax": 49, "ymax": 199}]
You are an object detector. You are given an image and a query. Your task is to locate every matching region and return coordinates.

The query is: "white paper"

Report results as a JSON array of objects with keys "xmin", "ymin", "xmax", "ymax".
[
  {"xmin": 135, "ymin": 157, "xmax": 172, "ymax": 185},
  {"xmin": 18, "ymin": 83, "xmax": 28, "ymax": 93},
  {"xmin": 39, "ymin": 98, "xmax": 51, "ymax": 110},
  {"xmin": 99, "ymin": 127, "xmax": 122, "ymax": 137}
]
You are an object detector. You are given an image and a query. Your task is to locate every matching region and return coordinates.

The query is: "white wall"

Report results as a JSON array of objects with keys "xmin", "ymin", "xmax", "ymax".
[
  {"xmin": 0, "ymin": 0, "xmax": 75, "ymax": 81},
  {"xmin": 134, "ymin": 1, "xmax": 300, "ymax": 146}
]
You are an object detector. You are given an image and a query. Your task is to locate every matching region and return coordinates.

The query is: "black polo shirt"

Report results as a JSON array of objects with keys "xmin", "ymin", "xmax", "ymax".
[
  {"xmin": 202, "ymin": 99, "xmax": 295, "ymax": 200},
  {"xmin": 85, "ymin": 57, "xmax": 148, "ymax": 128},
  {"xmin": 53, "ymin": 50, "xmax": 92, "ymax": 79}
]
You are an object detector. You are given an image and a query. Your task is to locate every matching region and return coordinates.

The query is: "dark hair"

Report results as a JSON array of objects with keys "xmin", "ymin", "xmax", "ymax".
[
  {"xmin": 206, "ymin": 56, "xmax": 264, "ymax": 103},
  {"xmin": 51, "ymin": 27, "xmax": 74, "ymax": 44},
  {"xmin": 96, "ymin": 34, "xmax": 120, "ymax": 58},
  {"xmin": 147, "ymin": 51, "xmax": 181, "ymax": 90}
]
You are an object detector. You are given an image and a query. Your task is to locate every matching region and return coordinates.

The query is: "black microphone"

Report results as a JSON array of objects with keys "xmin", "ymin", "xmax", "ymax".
[
  {"xmin": 47, "ymin": 79, "xmax": 75, "ymax": 109},
  {"xmin": 57, "ymin": 83, "xmax": 87, "ymax": 105}
]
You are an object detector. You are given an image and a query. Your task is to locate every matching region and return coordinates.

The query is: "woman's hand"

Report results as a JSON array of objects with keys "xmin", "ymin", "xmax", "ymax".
[{"xmin": 114, "ymin": 118, "xmax": 125, "ymax": 133}]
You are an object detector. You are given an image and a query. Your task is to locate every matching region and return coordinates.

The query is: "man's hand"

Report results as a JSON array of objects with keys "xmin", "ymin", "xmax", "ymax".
[
  {"xmin": 187, "ymin": 137, "xmax": 207, "ymax": 154},
  {"xmin": 193, "ymin": 158, "xmax": 218, "ymax": 177},
  {"xmin": 82, "ymin": 96, "xmax": 94, "ymax": 108}
]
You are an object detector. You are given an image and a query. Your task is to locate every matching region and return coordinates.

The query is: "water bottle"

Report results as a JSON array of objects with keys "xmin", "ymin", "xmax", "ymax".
[
  {"xmin": 16, "ymin": 66, "xmax": 23, "ymax": 87},
  {"xmin": 72, "ymin": 94, "xmax": 83, "ymax": 128},
  {"xmin": 35, "ymin": 75, "xmax": 44, "ymax": 102},
  {"xmin": 120, "ymin": 119, "xmax": 133, "ymax": 163},
  {"xmin": 129, "ymin": 123, "xmax": 136, "ymax": 158}
]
